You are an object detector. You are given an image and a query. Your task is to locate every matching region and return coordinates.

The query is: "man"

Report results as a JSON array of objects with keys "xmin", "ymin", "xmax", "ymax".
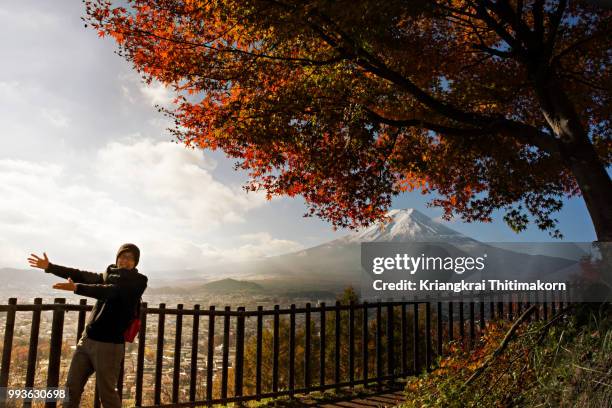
[{"xmin": 27, "ymin": 243, "xmax": 148, "ymax": 408}]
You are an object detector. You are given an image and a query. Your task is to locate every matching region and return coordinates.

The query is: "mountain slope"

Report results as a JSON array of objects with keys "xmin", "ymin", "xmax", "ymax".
[
  {"xmin": 217, "ymin": 208, "xmax": 475, "ymax": 290},
  {"xmin": 338, "ymin": 208, "xmax": 472, "ymax": 243},
  {"xmin": 217, "ymin": 209, "xmax": 575, "ymax": 292}
]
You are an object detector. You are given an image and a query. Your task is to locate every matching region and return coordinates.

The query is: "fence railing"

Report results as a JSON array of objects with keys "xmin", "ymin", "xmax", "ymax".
[{"xmin": 0, "ymin": 292, "xmax": 570, "ymax": 407}]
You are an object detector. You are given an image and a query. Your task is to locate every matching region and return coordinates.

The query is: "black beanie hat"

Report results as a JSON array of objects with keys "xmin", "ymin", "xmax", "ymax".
[{"xmin": 116, "ymin": 243, "xmax": 140, "ymax": 267}]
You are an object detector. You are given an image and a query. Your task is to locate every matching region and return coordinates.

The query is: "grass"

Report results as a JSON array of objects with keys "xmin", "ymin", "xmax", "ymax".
[{"xmin": 398, "ymin": 303, "xmax": 612, "ymax": 407}]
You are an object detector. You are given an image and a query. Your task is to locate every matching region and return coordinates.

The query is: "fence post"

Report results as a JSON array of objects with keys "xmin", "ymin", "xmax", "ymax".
[
  {"xmin": 400, "ymin": 303, "xmax": 407, "ymax": 375},
  {"xmin": 24, "ymin": 297, "xmax": 43, "ymax": 408},
  {"xmin": 376, "ymin": 301, "xmax": 382, "ymax": 386},
  {"xmin": 0, "ymin": 297, "xmax": 17, "ymax": 388},
  {"xmin": 348, "ymin": 301, "xmax": 354, "ymax": 385},
  {"xmin": 273, "ymin": 304, "xmax": 279, "ymax": 394},
  {"xmin": 525, "ymin": 295, "xmax": 531, "ymax": 322},
  {"xmin": 448, "ymin": 301, "xmax": 454, "ymax": 342},
  {"xmin": 362, "ymin": 302, "xmax": 368, "ymax": 386},
  {"xmin": 154, "ymin": 303, "xmax": 165, "ymax": 406},
  {"xmin": 135, "ymin": 301, "xmax": 147, "ymax": 407},
  {"xmin": 479, "ymin": 298, "xmax": 486, "ymax": 332},
  {"xmin": 221, "ymin": 306, "xmax": 230, "ymax": 400},
  {"xmin": 235, "ymin": 306, "xmax": 245, "ymax": 400},
  {"xmin": 508, "ymin": 295, "xmax": 514, "ymax": 320},
  {"xmin": 334, "ymin": 301, "xmax": 341, "ymax": 392},
  {"xmin": 413, "ymin": 303, "xmax": 420, "ymax": 374},
  {"xmin": 305, "ymin": 303, "xmax": 311, "ymax": 389},
  {"xmin": 255, "ymin": 306, "xmax": 262, "ymax": 400},
  {"xmin": 189, "ymin": 304, "xmax": 200, "ymax": 403},
  {"xmin": 469, "ymin": 301, "xmax": 475, "ymax": 349},
  {"xmin": 551, "ymin": 292, "xmax": 557, "ymax": 316},
  {"xmin": 386, "ymin": 303, "xmax": 394, "ymax": 379},
  {"xmin": 206, "ymin": 306, "xmax": 215, "ymax": 403},
  {"xmin": 425, "ymin": 301, "xmax": 432, "ymax": 371},
  {"xmin": 289, "ymin": 304, "xmax": 296, "ymax": 396},
  {"xmin": 320, "ymin": 302, "xmax": 326, "ymax": 388},
  {"xmin": 172, "ymin": 304, "xmax": 183, "ymax": 404},
  {"xmin": 459, "ymin": 301, "xmax": 465, "ymax": 344},
  {"xmin": 76, "ymin": 299, "xmax": 87, "ymax": 342},
  {"xmin": 45, "ymin": 298, "xmax": 65, "ymax": 408},
  {"xmin": 437, "ymin": 302, "xmax": 443, "ymax": 356}
]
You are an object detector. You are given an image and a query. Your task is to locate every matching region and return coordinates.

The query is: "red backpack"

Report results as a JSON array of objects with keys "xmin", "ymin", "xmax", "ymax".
[{"xmin": 124, "ymin": 298, "xmax": 142, "ymax": 343}]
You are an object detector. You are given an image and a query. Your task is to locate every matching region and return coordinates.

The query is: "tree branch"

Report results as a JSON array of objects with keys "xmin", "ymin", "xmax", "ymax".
[
  {"xmin": 533, "ymin": 0, "xmax": 545, "ymax": 44},
  {"xmin": 305, "ymin": 8, "xmax": 502, "ymax": 128},
  {"xmin": 546, "ymin": 0, "xmax": 568, "ymax": 53},
  {"xmin": 365, "ymin": 107, "xmax": 488, "ymax": 136},
  {"xmin": 365, "ymin": 107, "xmax": 563, "ymax": 160},
  {"xmin": 485, "ymin": 0, "xmax": 533, "ymax": 47},
  {"xmin": 122, "ymin": 26, "xmax": 348, "ymax": 67},
  {"xmin": 472, "ymin": 43, "xmax": 515, "ymax": 58},
  {"xmin": 463, "ymin": 305, "xmax": 537, "ymax": 387},
  {"xmin": 471, "ymin": 0, "xmax": 528, "ymax": 60},
  {"xmin": 551, "ymin": 26, "xmax": 612, "ymax": 65}
]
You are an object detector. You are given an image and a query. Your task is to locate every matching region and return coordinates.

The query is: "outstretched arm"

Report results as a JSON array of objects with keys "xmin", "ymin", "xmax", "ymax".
[
  {"xmin": 28, "ymin": 252, "xmax": 103, "ymax": 284},
  {"xmin": 53, "ymin": 278, "xmax": 120, "ymax": 300},
  {"xmin": 72, "ymin": 278, "xmax": 147, "ymax": 301},
  {"xmin": 73, "ymin": 283, "xmax": 120, "ymax": 300},
  {"xmin": 45, "ymin": 263, "xmax": 103, "ymax": 284},
  {"xmin": 52, "ymin": 279, "xmax": 121, "ymax": 301}
]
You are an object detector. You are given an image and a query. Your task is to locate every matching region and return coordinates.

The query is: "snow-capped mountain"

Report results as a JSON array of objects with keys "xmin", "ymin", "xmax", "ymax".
[
  {"xmin": 212, "ymin": 208, "xmax": 481, "ymax": 290},
  {"xmin": 331, "ymin": 208, "xmax": 474, "ymax": 245},
  {"xmin": 224, "ymin": 208, "xmax": 575, "ymax": 292}
]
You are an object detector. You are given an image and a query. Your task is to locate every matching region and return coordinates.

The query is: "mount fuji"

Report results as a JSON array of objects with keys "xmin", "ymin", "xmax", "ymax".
[
  {"xmin": 205, "ymin": 208, "xmax": 481, "ymax": 291},
  {"xmin": 338, "ymin": 208, "xmax": 473, "ymax": 244},
  {"xmin": 143, "ymin": 208, "xmax": 579, "ymax": 294}
]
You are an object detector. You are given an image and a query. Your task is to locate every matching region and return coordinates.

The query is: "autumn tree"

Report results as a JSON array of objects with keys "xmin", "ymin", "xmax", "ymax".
[{"xmin": 84, "ymin": 0, "xmax": 611, "ymax": 239}]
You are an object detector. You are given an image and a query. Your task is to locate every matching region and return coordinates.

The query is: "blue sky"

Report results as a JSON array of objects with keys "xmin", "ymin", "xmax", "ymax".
[{"xmin": 0, "ymin": 1, "xmax": 597, "ymax": 272}]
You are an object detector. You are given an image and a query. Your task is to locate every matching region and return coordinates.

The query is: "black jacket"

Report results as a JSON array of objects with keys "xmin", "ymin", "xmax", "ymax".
[{"xmin": 45, "ymin": 263, "xmax": 148, "ymax": 343}]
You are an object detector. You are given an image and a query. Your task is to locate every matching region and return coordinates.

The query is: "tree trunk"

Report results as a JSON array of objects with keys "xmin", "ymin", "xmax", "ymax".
[
  {"xmin": 558, "ymin": 136, "xmax": 612, "ymax": 242},
  {"xmin": 536, "ymin": 74, "xmax": 612, "ymax": 242}
]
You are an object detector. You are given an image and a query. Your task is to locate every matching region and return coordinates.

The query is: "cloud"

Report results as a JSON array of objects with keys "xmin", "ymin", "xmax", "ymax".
[
  {"xmin": 0, "ymin": 158, "xmax": 119, "ymax": 268},
  {"xmin": 119, "ymin": 72, "xmax": 176, "ymax": 108},
  {"xmin": 236, "ymin": 232, "xmax": 304, "ymax": 258},
  {"xmin": 41, "ymin": 107, "xmax": 70, "ymax": 127},
  {"xmin": 0, "ymin": 139, "xmax": 291, "ymax": 271},
  {"xmin": 140, "ymin": 80, "xmax": 174, "ymax": 106},
  {"xmin": 195, "ymin": 232, "xmax": 304, "ymax": 264},
  {"xmin": 94, "ymin": 137, "xmax": 263, "ymax": 229},
  {"xmin": 432, "ymin": 214, "xmax": 458, "ymax": 224}
]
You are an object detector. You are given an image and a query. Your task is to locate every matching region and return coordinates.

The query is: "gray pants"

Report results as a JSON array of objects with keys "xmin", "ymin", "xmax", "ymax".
[{"xmin": 64, "ymin": 333, "xmax": 125, "ymax": 408}]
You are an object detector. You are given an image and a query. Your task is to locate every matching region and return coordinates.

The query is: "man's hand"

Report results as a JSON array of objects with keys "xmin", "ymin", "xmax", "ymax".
[
  {"xmin": 53, "ymin": 277, "xmax": 76, "ymax": 292},
  {"xmin": 28, "ymin": 252, "xmax": 50, "ymax": 270}
]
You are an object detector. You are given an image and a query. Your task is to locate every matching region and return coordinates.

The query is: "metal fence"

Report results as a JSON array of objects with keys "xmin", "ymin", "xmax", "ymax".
[{"xmin": 0, "ymin": 292, "xmax": 569, "ymax": 407}]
